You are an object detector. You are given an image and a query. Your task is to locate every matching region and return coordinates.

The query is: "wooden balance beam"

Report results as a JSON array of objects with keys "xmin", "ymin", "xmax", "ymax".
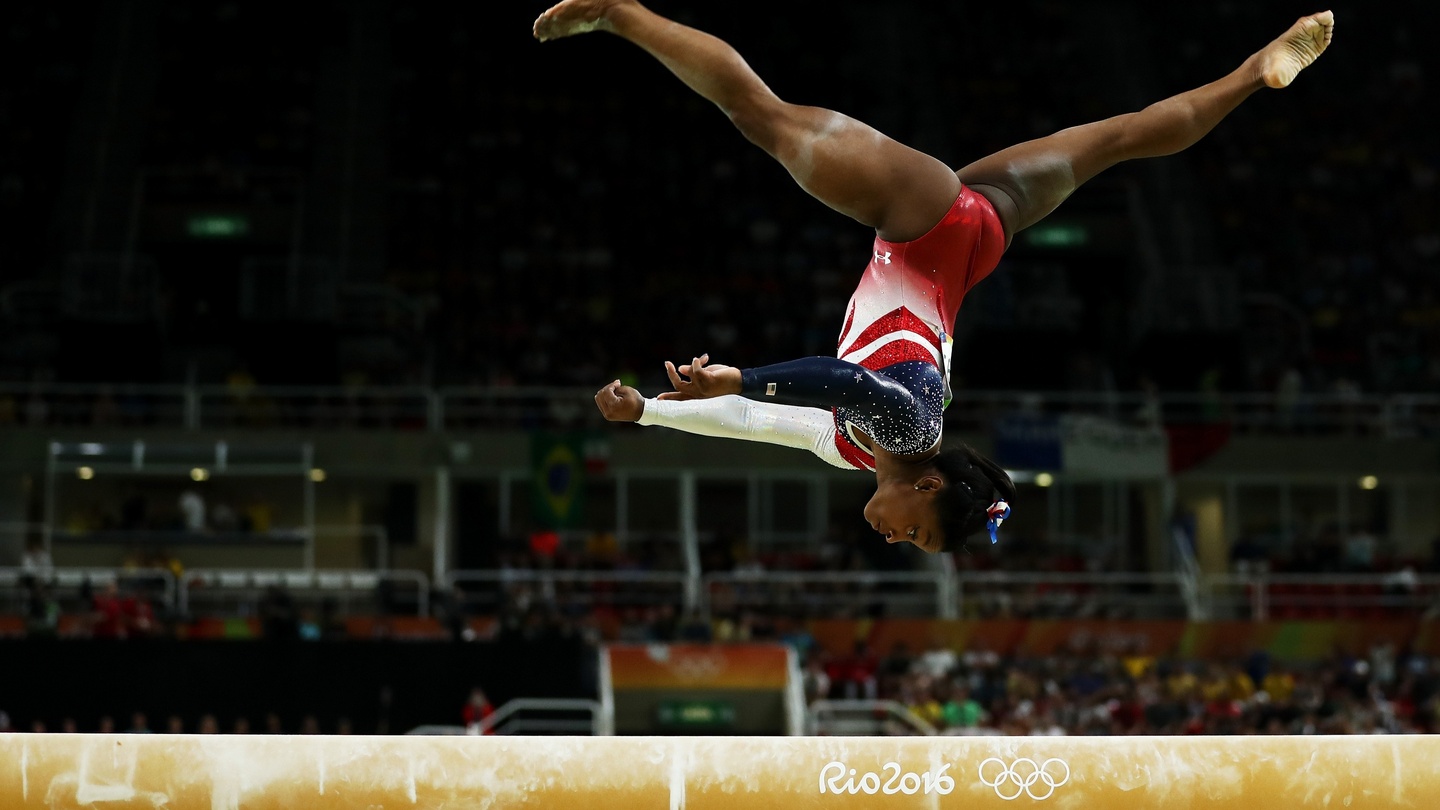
[{"xmin": 2, "ymin": 733, "xmax": 1438, "ymax": 808}]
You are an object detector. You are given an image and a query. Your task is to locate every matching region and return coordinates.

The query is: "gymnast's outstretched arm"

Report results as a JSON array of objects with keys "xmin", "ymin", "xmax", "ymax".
[
  {"xmin": 662, "ymin": 354, "xmax": 924, "ymax": 418},
  {"xmin": 593, "ymin": 381, "xmax": 857, "ymax": 470}
]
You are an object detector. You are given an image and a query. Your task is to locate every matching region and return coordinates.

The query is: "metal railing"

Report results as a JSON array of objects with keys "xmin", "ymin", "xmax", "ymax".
[
  {"xmin": 475, "ymin": 699, "xmax": 604, "ymax": 735},
  {"xmin": 1, "ymin": 382, "xmax": 1437, "ymax": 435},
  {"xmin": 1204, "ymin": 572, "xmax": 1440, "ymax": 621},
  {"xmin": 0, "ymin": 566, "xmax": 178, "ymax": 612},
  {"xmin": 180, "ymin": 568, "xmax": 431, "ymax": 617},
  {"xmin": 444, "ymin": 569, "xmax": 690, "ymax": 614},
  {"xmin": 807, "ymin": 700, "xmax": 937, "ymax": 736},
  {"xmin": 955, "ymin": 571, "xmax": 1192, "ymax": 620},
  {"xmin": 3, "ymin": 565, "xmax": 1437, "ymax": 627},
  {"xmin": 193, "ymin": 386, "xmax": 434, "ymax": 431},
  {"xmin": 447, "ymin": 568, "xmax": 1440, "ymax": 622},
  {"xmin": 703, "ymin": 571, "xmax": 948, "ymax": 619}
]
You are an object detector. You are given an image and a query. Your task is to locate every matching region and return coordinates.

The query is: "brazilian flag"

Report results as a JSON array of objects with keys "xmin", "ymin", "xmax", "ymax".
[{"xmin": 531, "ymin": 433, "xmax": 585, "ymax": 529}]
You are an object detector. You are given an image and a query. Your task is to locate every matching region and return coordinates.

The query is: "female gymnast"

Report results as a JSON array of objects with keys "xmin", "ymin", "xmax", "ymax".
[{"xmin": 537, "ymin": 1, "xmax": 1335, "ymax": 553}]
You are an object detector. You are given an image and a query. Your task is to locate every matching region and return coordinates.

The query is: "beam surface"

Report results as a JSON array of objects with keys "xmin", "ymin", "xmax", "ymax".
[{"xmin": 2, "ymin": 734, "xmax": 1438, "ymax": 808}]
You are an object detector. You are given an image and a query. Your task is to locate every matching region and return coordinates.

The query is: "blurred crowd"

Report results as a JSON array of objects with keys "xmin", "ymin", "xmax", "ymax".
[
  {"xmin": 6, "ymin": 631, "xmax": 1436, "ymax": 737},
  {"xmin": 806, "ymin": 637, "xmax": 1440, "ymax": 736},
  {"xmin": 0, "ymin": 709, "xmax": 355, "ymax": 736}
]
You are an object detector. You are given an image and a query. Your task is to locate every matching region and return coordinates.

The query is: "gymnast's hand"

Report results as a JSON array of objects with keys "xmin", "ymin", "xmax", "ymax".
[
  {"xmin": 660, "ymin": 353, "xmax": 742, "ymax": 401},
  {"xmin": 594, "ymin": 380, "xmax": 645, "ymax": 421}
]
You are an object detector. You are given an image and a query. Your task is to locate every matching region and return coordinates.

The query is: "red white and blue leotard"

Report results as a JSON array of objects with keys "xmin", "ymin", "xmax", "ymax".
[{"xmin": 639, "ymin": 186, "xmax": 1006, "ymax": 470}]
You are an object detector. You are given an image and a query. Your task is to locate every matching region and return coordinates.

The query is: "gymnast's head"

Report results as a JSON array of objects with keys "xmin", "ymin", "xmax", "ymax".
[{"xmin": 862, "ymin": 444, "xmax": 1016, "ymax": 554}]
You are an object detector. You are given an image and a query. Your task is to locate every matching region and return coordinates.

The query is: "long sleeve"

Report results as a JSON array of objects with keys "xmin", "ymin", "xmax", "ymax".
[
  {"xmin": 737, "ymin": 357, "xmax": 944, "ymax": 455},
  {"xmin": 636, "ymin": 395, "xmax": 858, "ymax": 470},
  {"xmin": 739, "ymin": 356, "xmax": 921, "ymax": 416}
]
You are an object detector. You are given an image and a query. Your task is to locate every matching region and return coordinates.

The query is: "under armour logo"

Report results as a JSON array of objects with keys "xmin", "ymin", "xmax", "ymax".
[{"xmin": 874, "ymin": 250, "xmax": 892, "ymax": 265}]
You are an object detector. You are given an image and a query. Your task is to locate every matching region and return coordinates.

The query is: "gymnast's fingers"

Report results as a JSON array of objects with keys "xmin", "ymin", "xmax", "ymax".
[
  {"xmin": 593, "ymin": 381, "xmax": 616, "ymax": 412},
  {"xmin": 665, "ymin": 360, "xmax": 688, "ymax": 391}
]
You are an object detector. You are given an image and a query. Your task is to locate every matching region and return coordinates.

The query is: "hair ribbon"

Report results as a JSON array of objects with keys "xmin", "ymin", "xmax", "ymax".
[{"xmin": 986, "ymin": 500, "xmax": 1011, "ymax": 545}]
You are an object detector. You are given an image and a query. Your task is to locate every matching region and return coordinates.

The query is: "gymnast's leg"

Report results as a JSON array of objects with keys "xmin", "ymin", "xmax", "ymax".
[
  {"xmin": 957, "ymin": 11, "xmax": 1334, "ymax": 242},
  {"xmin": 534, "ymin": 0, "xmax": 961, "ymax": 242}
]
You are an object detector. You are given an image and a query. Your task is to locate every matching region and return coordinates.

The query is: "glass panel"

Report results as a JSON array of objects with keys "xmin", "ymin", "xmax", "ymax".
[
  {"xmin": 628, "ymin": 478, "xmax": 679, "ymax": 532},
  {"xmin": 696, "ymin": 478, "xmax": 748, "ymax": 535},
  {"xmin": 584, "ymin": 477, "xmax": 616, "ymax": 531},
  {"xmin": 770, "ymin": 480, "xmax": 809, "ymax": 533}
]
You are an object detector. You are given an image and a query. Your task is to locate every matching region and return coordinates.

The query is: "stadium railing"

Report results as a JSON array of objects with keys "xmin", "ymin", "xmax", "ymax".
[
  {"xmin": 473, "ymin": 698, "xmax": 605, "ymax": 735},
  {"xmin": 3, "ymin": 564, "xmax": 1437, "ymax": 624},
  {"xmin": 0, "ymin": 565, "xmax": 177, "ymax": 612},
  {"xmin": 806, "ymin": 700, "xmax": 938, "ymax": 736},
  {"xmin": 443, "ymin": 569, "xmax": 691, "ymax": 615},
  {"xmin": 180, "ymin": 568, "xmax": 432, "ymax": 617},
  {"xmin": 443, "ymin": 568, "xmax": 1437, "ymax": 623},
  {"xmin": 954, "ymin": 571, "xmax": 1192, "ymax": 620},
  {"xmin": 703, "ymin": 571, "xmax": 951, "ymax": 619},
  {"xmin": 1204, "ymin": 571, "xmax": 1440, "ymax": 621},
  {"xmin": 0, "ymin": 382, "xmax": 1437, "ymax": 435}
]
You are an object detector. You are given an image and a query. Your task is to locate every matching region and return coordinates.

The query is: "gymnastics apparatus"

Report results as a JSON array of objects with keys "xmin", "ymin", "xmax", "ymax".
[{"xmin": 3, "ymin": 733, "xmax": 1439, "ymax": 808}]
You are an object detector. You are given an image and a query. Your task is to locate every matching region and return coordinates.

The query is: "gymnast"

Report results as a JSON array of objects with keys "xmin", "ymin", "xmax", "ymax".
[{"xmin": 534, "ymin": 1, "xmax": 1335, "ymax": 552}]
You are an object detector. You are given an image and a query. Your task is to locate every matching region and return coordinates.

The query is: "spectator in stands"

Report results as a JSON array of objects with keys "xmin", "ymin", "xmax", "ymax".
[
  {"xmin": 19, "ymin": 539, "xmax": 52, "ymax": 580},
  {"xmin": 90, "ymin": 581, "xmax": 127, "ymax": 639},
  {"xmin": 264, "ymin": 712, "xmax": 284, "ymax": 734},
  {"xmin": 178, "ymin": 487, "xmax": 206, "ymax": 533},
  {"xmin": 259, "ymin": 586, "xmax": 299, "ymax": 640},
  {"xmin": 127, "ymin": 712, "xmax": 151, "ymax": 733},
  {"xmin": 905, "ymin": 680, "xmax": 944, "ymax": 729},
  {"xmin": 198, "ymin": 715, "xmax": 219, "ymax": 734},
  {"xmin": 23, "ymin": 577, "xmax": 58, "ymax": 638},
  {"xmin": 462, "ymin": 686, "xmax": 494, "ymax": 735},
  {"xmin": 89, "ymin": 581, "xmax": 158, "ymax": 639},
  {"xmin": 433, "ymin": 585, "xmax": 473, "ymax": 641},
  {"xmin": 0, "ymin": 711, "xmax": 10, "ymax": 732},
  {"xmin": 166, "ymin": 715, "xmax": 184, "ymax": 733},
  {"xmin": 829, "ymin": 641, "xmax": 879, "ymax": 700},
  {"xmin": 232, "ymin": 717, "xmax": 250, "ymax": 734},
  {"xmin": 300, "ymin": 715, "xmax": 320, "ymax": 734},
  {"xmin": 335, "ymin": 717, "xmax": 353, "ymax": 734},
  {"xmin": 943, "ymin": 683, "xmax": 986, "ymax": 730},
  {"xmin": 879, "ymin": 640, "xmax": 914, "ymax": 695},
  {"xmin": 97, "ymin": 715, "xmax": 114, "ymax": 733},
  {"xmin": 802, "ymin": 656, "xmax": 832, "ymax": 704},
  {"xmin": 1345, "ymin": 527, "xmax": 1379, "ymax": 572},
  {"xmin": 678, "ymin": 610, "xmax": 713, "ymax": 642},
  {"xmin": 60, "ymin": 718, "xmax": 77, "ymax": 733},
  {"xmin": 29, "ymin": 720, "xmax": 46, "ymax": 733},
  {"xmin": 913, "ymin": 635, "xmax": 959, "ymax": 680}
]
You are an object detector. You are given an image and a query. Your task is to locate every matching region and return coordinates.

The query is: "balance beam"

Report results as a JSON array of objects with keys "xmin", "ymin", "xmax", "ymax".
[{"xmin": 3, "ymin": 734, "xmax": 1438, "ymax": 808}]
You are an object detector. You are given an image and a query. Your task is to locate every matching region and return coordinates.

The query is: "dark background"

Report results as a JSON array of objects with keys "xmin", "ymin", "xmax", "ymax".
[
  {"xmin": 0, "ymin": 635, "xmax": 592, "ymax": 733},
  {"xmin": 1, "ymin": 0, "xmax": 1434, "ymax": 395}
]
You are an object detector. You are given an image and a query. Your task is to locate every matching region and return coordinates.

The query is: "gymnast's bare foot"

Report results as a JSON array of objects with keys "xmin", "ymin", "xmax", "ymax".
[
  {"xmin": 533, "ymin": 0, "xmax": 636, "ymax": 42},
  {"xmin": 1257, "ymin": 10, "xmax": 1334, "ymax": 89}
]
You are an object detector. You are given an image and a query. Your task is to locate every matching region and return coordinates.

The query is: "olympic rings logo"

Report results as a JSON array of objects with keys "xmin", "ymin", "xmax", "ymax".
[{"xmin": 977, "ymin": 757, "xmax": 1070, "ymax": 801}]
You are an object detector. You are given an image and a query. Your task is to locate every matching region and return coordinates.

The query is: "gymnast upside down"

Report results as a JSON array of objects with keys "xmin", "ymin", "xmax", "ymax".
[{"xmin": 534, "ymin": 1, "xmax": 1335, "ymax": 552}]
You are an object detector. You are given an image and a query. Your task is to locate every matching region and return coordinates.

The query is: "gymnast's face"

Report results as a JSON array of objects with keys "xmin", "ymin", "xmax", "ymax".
[{"xmin": 863, "ymin": 475, "xmax": 943, "ymax": 553}]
